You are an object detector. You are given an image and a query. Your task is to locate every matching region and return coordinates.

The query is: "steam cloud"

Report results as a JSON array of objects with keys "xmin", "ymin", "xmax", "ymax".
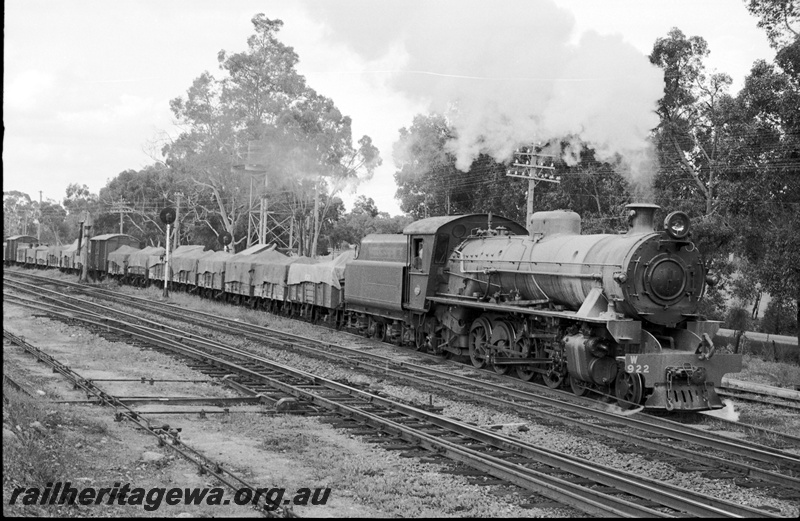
[{"xmin": 305, "ymin": 0, "xmax": 663, "ymax": 188}]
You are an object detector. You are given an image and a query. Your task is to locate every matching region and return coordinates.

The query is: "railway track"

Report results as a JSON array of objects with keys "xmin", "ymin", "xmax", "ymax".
[
  {"xmin": 6, "ymin": 273, "xmax": 800, "ymax": 474},
  {"xmin": 716, "ymin": 383, "xmax": 800, "ymax": 412},
  {"xmin": 4, "ymin": 271, "xmax": 798, "ymax": 516},
  {"xmin": 7, "ymin": 272, "xmax": 800, "ymax": 454},
  {"xmin": 2, "ymin": 329, "xmax": 297, "ymax": 518}
]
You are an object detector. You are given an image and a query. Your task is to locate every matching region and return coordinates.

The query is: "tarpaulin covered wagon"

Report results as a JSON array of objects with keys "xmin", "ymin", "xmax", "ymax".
[
  {"xmin": 286, "ymin": 249, "xmax": 356, "ymax": 322},
  {"xmin": 196, "ymin": 251, "xmax": 233, "ymax": 297},
  {"xmin": 126, "ymin": 246, "xmax": 165, "ymax": 286},
  {"xmin": 222, "ymin": 244, "xmax": 275, "ymax": 299},
  {"xmin": 169, "ymin": 246, "xmax": 212, "ymax": 290},
  {"xmin": 107, "ymin": 245, "xmax": 141, "ymax": 279},
  {"xmin": 149, "ymin": 245, "xmax": 207, "ymax": 285}
]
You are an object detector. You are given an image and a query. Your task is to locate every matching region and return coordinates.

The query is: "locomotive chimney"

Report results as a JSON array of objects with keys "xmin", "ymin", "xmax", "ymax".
[{"xmin": 625, "ymin": 203, "xmax": 660, "ymax": 234}]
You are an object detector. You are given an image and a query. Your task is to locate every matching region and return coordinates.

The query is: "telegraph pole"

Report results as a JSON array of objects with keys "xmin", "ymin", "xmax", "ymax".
[
  {"xmin": 37, "ymin": 191, "xmax": 42, "ymax": 241},
  {"xmin": 111, "ymin": 201, "xmax": 133, "ymax": 234},
  {"xmin": 506, "ymin": 145, "xmax": 560, "ymax": 233},
  {"xmin": 247, "ymin": 177, "xmax": 254, "ymax": 249},
  {"xmin": 311, "ymin": 176, "xmax": 320, "ymax": 257}
]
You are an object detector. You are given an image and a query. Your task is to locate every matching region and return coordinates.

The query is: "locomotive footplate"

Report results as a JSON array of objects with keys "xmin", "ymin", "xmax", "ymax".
[
  {"xmin": 621, "ymin": 352, "xmax": 742, "ymax": 411},
  {"xmin": 491, "ymin": 357, "xmax": 552, "ymax": 366}
]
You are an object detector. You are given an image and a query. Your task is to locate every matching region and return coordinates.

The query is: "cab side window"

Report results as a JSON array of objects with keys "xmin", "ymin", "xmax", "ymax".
[{"xmin": 412, "ymin": 238, "xmax": 424, "ymax": 270}]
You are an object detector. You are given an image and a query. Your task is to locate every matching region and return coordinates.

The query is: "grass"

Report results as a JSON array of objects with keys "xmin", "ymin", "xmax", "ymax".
[
  {"xmin": 2, "ymin": 385, "xmax": 109, "ymax": 517},
  {"xmin": 744, "ymin": 337, "xmax": 800, "ymax": 365},
  {"xmin": 729, "ymin": 354, "xmax": 800, "ymax": 388}
]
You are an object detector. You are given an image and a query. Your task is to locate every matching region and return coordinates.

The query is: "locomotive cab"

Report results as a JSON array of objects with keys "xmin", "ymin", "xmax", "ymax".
[{"xmin": 403, "ymin": 214, "xmax": 527, "ymax": 314}]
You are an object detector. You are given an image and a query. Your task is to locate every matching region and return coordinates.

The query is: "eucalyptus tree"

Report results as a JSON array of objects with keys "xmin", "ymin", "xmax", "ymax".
[
  {"xmin": 37, "ymin": 201, "xmax": 68, "ymax": 245},
  {"xmin": 649, "ymin": 28, "xmax": 737, "ymax": 220},
  {"xmin": 648, "ymin": 28, "xmax": 741, "ymax": 324},
  {"xmin": 98, "ymin": 166, "xmax": 185, "ymax": 245},
  {"xmin": 724, "ymin": 1, "xmax": 800, "ymax": 336},
  {"xmin": 261, "ymin": 86, "xmax": 381, "ymax": 255},
  {"xmin": 394, "ymin": 113, "xmax": 484, "ymax": 219},
  {"xmin": 165, "ymin": 70, "xmax": 252, "ymax": 250},
  {"xmin": 328, "ymin": 196, "xmax": 413, "ymax": 250},
  {"xmin": 394, "ymin": 113, "xmax": 631, "ymax": 228},
  {"xmin": 3, "ymin": 191, "xmax": 34, "ymax": 237},
  {"xmin": 746, "ymin": 0, "xmax": 798, "ymax": 49},
  {"xmin": 63, "ymin": 183, "xmax": 99, "ymax": 219},
  {"xmin": 165, "ymin": 14, "xmax": 379, "ymax": 256}
]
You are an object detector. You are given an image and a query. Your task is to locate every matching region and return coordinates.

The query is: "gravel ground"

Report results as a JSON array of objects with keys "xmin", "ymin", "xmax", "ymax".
[
  {"xmin": 5, "ymin": 274, "xmax": 799, "ymax": 517},
  {"xmin": 3, "ymin": 301, "xmax": 577, "ymax": 517},
  {"xmin": 254, "ymin": 351, "xmax": 800, "ymax": 517}
]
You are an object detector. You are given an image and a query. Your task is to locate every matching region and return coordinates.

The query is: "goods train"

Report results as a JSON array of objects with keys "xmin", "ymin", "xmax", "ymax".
[{"xmin": 3, "ymin": 203, "xmax": 742, "ymax": 411}]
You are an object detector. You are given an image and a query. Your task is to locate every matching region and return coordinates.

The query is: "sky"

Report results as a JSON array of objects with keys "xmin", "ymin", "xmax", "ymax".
[{"xmin": 4, "ymin": 0, "xmax": 775, "ymax": 217}]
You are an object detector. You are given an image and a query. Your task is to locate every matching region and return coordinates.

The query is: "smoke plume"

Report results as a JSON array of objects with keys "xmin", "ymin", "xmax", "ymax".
[{"xmin": 305, "ymin": 0, "xmax": 663, "ymax": 188}]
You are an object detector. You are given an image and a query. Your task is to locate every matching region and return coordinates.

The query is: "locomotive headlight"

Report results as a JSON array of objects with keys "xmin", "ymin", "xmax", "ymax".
[{"xmin": 664, "ymin": 211, "xmax": 690, "ymax": 239}]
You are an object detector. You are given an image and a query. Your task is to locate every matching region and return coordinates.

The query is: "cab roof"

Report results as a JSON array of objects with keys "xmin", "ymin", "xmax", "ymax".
[{"xmin": 403, "ymin": 214, "xmax": 526, "ymax": 236}]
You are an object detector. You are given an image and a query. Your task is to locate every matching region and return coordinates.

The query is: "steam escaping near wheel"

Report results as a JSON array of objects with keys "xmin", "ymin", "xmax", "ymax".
[
  {"xmin": 698, "ymin": 399, "xmax": 740, "ymax": 422},
  {"xmin": 603, "ymin": 403, "xmax": 645, "ymax": 417}
]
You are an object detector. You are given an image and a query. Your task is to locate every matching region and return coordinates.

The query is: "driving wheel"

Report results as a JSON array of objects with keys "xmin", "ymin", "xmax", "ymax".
[
  {"xmin": 490, "ymin": 321, "xmax": 515, "ymax": 375},
  {"xmin": 615, "ymin": 372, "xmax": 644, "ymax": 409},
  {"xmin": 570, "ymin": 376, "xmax": 590, "ymax": 397},
  {"xmin": 469, "ymin": 317, "xmax": 492, "ymax": 369}
]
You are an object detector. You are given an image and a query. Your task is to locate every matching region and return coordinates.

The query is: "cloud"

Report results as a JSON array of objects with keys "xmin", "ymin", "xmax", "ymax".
[
  {"xmin": 55, "ymin": 94, "xmax": 161, "ymax": 130},
  {"xmin": 4, "ymin": 70, "xmax": 56, "ymax": 112},
  {"xmin": 307, "ymin": 0, "xmax": 663, "ymax": 180}
]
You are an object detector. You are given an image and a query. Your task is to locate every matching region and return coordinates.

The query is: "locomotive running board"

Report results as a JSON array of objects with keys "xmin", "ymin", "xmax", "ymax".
[{"xmin": 427, "ymin": 295, "xmax": 625, "ymax": 324}]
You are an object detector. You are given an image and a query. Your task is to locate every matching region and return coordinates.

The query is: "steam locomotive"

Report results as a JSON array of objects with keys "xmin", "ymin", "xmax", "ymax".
[
  {"xmin": 347, "ymin": 203, "xmax": 741, "ymax": 411},
  {"xmin": 4, "ymin": 203, "xmax": 742, "ymax": 411}
]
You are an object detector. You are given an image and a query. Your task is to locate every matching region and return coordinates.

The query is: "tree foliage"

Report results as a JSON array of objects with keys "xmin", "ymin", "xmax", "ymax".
[
  {"xmin": 97, "ymin": 166, "xmax": 188, "ymax": 245},
  {"xmin": 328, "ymin": 196, "xmax": 413, "ymax": 249},
  {"xmin": 3, "ymin": 191, "xmax": 34, "ymax": 238},
  {"xmin": 393, "ymin": 114, "xmax": 633, "ymax": 230},
  {"xmin": 746, "ymin": 0, "xmax": 799, "ymax": 49},
  {"xmin": 649, "ymin": 28, "xmax": 736, "ymax": 217},
  {"xmin": 3, "ymin": 191, "xmax": 72, "ymax": 245},
  {"xmin": 9, "ymin": 9, "xmax": 796, "ymax": 343},
  {"xmin": 163, "ymin": 14, "xmax": 380, "ymax": 255}
]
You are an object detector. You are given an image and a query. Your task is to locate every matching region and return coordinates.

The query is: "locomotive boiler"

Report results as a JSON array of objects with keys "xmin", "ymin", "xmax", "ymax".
[{"xmin": 428, "ymin": 204, "xmax": 741, "ymax": 411}]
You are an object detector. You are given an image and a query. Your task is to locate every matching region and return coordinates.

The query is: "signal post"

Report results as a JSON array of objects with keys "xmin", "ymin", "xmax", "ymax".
[{"xmin": 160, "ymin": 207, "xmax": 176, "ymax": 298}]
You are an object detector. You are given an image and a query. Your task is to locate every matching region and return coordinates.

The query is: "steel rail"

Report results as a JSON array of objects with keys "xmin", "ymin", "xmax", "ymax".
[
  {"xmin": 6, "ymin": 273, "xmax": 800, "ymax": 485},
  {"xmin": 716, "ymin": 387, "xmax": 800, "ymax": 412},
  {"xmin": 6, "ymin": 273, "xmax": 800, "ymax": 471},
  {"xmin": 5, "ymin": 293, "xmax": 648, "ymax": 517},
  {"xmin": 4, "ymin": 289, "xmax": 785, "ymax": 518},
  {"xmin": 21, "ymin": 275, "xmax": 798, "ymax": 458},
  {"xmin": 2, "ymin": 328, "xmax": 295, "ymax": 518},
  {"xmin": 336, "ymin": 356, "xmax": 800, "ymax": 490}
]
